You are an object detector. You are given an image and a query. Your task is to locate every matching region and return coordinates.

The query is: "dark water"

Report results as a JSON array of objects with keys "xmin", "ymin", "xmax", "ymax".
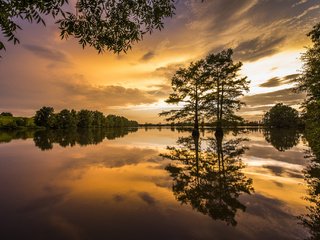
[{"xmin": 0, "ymin": 127, "xmax": 316, "ymax": 239}]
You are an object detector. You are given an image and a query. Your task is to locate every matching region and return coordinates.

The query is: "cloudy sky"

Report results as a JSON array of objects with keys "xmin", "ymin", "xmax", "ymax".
[{"xmin": 0, "ymin": 0, "xmax": 319, "ymax": 122}]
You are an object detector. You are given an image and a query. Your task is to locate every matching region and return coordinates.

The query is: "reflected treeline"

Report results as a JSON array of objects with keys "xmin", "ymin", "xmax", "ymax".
[
  {"xmin": 0, "ymin": 128, "xmax": 138, "ymax": 150},
  {"xmin": 0, "ymin": 130, "xmax": 35, "ymax": 143},
  {"xmin": 162, "ymin": 130, "xmax": 254, "ymax": 226},
  {"xmin": 263, "ymin": 128, "xmax": 301, "ymax": 152},
  {"xmin": 299, "ymin": 127, "xmax": 320, "ymax": 240}
]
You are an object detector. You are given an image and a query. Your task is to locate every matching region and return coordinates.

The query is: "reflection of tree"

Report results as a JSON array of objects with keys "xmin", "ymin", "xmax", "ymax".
[
  {"xmin": 263, "ymin": 128, "xmax": 300, "ymax": 152},
  {"xmin": 31, "ymin": 128, "xmax": 136, "ymax": 150},
  {"xmin": 299, "ymin": 128, "xmax": 320, "ymax": 240},
  {"xmin": 0, "ymin": 130, "xmax": 34, "ymax": 144},
  {"xmin": 162, "ymin": 131, "xmax": 253, "ymax": 226}
]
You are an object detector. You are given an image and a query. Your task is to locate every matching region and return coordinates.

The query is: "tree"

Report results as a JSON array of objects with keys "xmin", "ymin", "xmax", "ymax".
[
  {"xmin": 55, "ymin": 109, "xmax": 78, "ymax": 129},
  {"xmin": 34, "ymin": 106, "xmax": 55, "ymax": 127},
  {"xmin": 77, "ymin": 109, "xmax": 93, "ymax": 128},
  {"xmin": 297, "ymin": 23, "xmax": 320, "ymax": 104},
  {"xmin": 263, "ymin": 103, "xmax": 300, "ymax": 128},
  {"xmin": 160, "ymin": 60, "xmax": 207, "ymax": 136},
  {"xmin": 0, "ymin": 112, "xmax": 13, "ymax": 117},
  {"xmin": 0, "ymin": 0, "xmax": 175, "ymax": 55},
  {"xmin": 296, "ymin": 23, "xmax": 320, "ymax": 133},
  {"xmin": 204, "ymin": 49, "xmax": 249, "ymax": 129}
]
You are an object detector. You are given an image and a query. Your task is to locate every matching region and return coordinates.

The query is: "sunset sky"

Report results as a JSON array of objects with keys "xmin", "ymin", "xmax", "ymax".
[{"xmin": 1, "ymin": 0, "xmax": 319, "ymax": 123}]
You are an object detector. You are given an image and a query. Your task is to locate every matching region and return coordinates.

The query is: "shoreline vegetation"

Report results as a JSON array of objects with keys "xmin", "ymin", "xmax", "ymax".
[{"xmin": 0, "ymin": 107, "xmax": 139, "ymax": 130}]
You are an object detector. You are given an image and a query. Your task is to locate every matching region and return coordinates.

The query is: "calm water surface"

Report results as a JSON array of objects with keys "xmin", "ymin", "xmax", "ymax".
[{"xmin": 0, "ymin": 128, "xmax": 315, "ymax": 239}]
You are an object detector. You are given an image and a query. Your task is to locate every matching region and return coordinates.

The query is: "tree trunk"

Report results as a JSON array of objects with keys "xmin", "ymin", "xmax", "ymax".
[{"xmin": 193, "ymin": 83, "xmax": 199, "ymax": 137}]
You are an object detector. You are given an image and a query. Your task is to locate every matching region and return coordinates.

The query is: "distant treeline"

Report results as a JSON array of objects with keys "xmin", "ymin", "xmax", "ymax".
[
  {"xmin": 34, "ymin": 107, "xmax": 139, "ymax": 129},
  {"xmin": 0, "ymin": 107, "xmax": 139, "ymax": 129},
  {"xmin": 141, "ymin": 120, "xmax": 263, "ymax": 127}
]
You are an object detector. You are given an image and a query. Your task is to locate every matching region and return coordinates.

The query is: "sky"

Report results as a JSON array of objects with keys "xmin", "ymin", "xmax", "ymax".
[{"xmin": 0, "ymin": 0, "xmax": 319, "ymax": 123}]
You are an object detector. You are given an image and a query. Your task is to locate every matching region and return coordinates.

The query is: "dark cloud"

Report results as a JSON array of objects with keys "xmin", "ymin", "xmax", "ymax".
[
  {"xmin": 141, "ymin": 51, "xmax": 156, "ymax": 61},
  {"xmin": 55, "ymin": 81, "xmax": 160, "ymax": 108},
  {"xmin": 242, "ymin": 88, "xmax": 305, "ymax": 107},
  {"xmin": 23, "ymin": 44, "xmax": 69, "ymax": 63},
  {"xmin": 187, "ymin": 0, "xmax": 319, "ymax": 60},
  {"xmin": 154, "ymin": 63, "xmax": 185, "ymax": 79},
  {"xmin": 234, "ymin": 35, "xmax": 286, "ymax": 62},
  {"xmin": 138, "ymin": 192, "xmax": 157, "ymax": 206},
  {"xmin": 147, "ymin": 84, "xmax": 172, "ymax": 98},
  {"xmin": 259, "ymin": 74, "xmax": 300, "ymax": 87}
]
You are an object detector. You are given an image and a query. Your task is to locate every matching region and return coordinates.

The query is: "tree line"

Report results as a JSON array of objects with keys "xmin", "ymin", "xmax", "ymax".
[{"xmin": 34, "ymin": 107, "xmax": 139, "ymax": 129}]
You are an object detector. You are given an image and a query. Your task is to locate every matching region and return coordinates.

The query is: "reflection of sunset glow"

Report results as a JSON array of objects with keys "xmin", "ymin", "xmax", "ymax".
[{"xmin": 0, "ymin": 128, "xmax": 310, "ymax": 238}]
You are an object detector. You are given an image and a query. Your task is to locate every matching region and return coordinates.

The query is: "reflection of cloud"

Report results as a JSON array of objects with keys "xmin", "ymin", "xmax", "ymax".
[
  {"xmin": 263, "ymin": 165, "xmax": 303, "ymax": 178},
  {"xmin": 259, "ymin": 74, "xmax": 300, "ymax": 87},
  {"xmin": 138, "ymin": 192, "xmax": 157, "ymax": 206},
  {"xmin": 24, "ymin": 44, "xmax": 69, "ymax": 63},
  {"xmin": 18, "ymin": 192, "xmax": 67, "ymax": 213}
]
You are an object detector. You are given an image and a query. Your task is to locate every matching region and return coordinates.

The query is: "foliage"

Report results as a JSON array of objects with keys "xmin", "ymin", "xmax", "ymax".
[
  {"xmin": 160, "ymin": 60, "xmax": 207, "ymax": 132},
  {"xmin": 33, "ymin": 106, "xmax": 139, "ymax": 129},
  {"xmin": 262, "ymin": 103, "xmax": 300, "ymax": 128},
  {"xmin": 0, "ymin": 0, "xmax": 175, "ymax": 55},
  {"xmin": 204, "ymin": 49, "xmax": 249, "ymax": 127},
  {"xmin": 34, "ymin": 106, "xmax": 55, "ymax": 128},
  {"xmin": 0, "ymin": 116, "xmax": 36, "ymax": 129},
  {"xmin": 296, "ymin": 23, "xmax": 320, "ymax": 104},
  {"xmin": 160, "ymin": 49, "xmax": 249, "ymax": 131},
  {"xmin": 0, "ymin": 112, "xmax": 13, "ymax": 116},
  {"xmin": 296, "ymin": 23, "xmax": 320, "ymax": 135}
]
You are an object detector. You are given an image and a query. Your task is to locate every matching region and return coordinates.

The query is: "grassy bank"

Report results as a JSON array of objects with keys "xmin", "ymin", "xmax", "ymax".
[{"xmin": 0, "ymin": 116, "xmax": 39, "ymax": 129}]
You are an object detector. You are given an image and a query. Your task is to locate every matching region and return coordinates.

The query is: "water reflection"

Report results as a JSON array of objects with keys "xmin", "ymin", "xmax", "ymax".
[
  {"xmin": 263, "ymin": 128, "xmax": 300, "ymax": 152},
  {"xmin": 162, "ymin": 130, "xmax": 254, "ymax": 226},
  {"xmin": 0, "ymin": 128, "xmax": 138, "ymax": 150},
  {"xmin": 300, "ymin": 128, "xmax": 320, "ymax": 239}
]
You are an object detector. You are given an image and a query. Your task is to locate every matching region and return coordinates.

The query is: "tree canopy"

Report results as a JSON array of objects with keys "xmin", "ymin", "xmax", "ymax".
[
  {"xmin": 0, "ymin": 0, "xmax": 175, "ymax": 54},
  {"xmin": 160, "ymin": 60, "xmax": 207, "ymax": 135},
  {"xmin": 296, "ymin": 23, "xmax": 320, "ymax": 134},
  {"xmin": 34, "ymin": 106, "xmax": 138, "ymax": 129},
  {"xmin": 204, "ymin": 49, "xmax": 249, "ymax": 128},
  {"xmin": 297, "ymin": 23, "xmax": 320, "ymax": 104},
  {"xmin": 262, "ymin": 103, "xmax": 300, "ymax": 128},
  {"xmin": 160, "ymin": 49, "xmax": 249, "ymax": 132}
]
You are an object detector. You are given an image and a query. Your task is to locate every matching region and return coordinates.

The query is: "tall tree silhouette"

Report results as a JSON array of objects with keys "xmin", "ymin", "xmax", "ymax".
[
  {"xmin": 160, "ymin": 60, "xmax": 207, "ymax": 136},
  {"xmin": 162, "ymin": 131, "xmax": 253, "ymax": 226},
  {"xmin": 204, "ymin": 49, "xmax": 249, "ymax": 130}
]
